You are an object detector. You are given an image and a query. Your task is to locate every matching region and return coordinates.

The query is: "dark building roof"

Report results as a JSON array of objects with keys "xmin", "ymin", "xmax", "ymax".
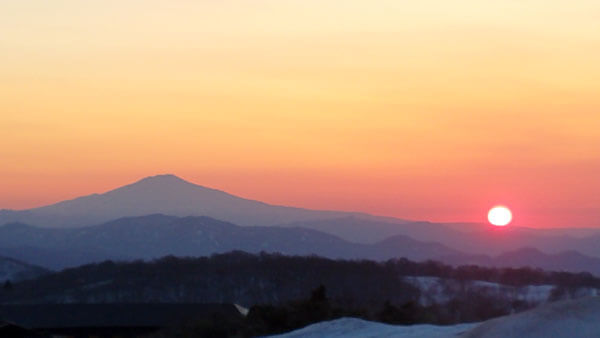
[
  {"xmin": 0, "ymin": 320, "xmax": 41, "ymax": 337},
  {"xmin": 0, "ymin": 303, "xmax": 241, "ymax": 329}
]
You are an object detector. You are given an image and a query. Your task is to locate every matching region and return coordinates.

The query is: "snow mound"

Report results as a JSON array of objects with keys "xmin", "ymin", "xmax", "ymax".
[
  {"xmin": 404, "ymin": 276, "xmax": 557, "ymax": 306},
  {"xmin": 460, "ymin": 296, "xmax": 600, "ymax": 338},
  {"xmin": 270, "ymin": 317, "xmax": 477, "ymax": 338},
  {"xmin": 271, "ymin": 298, "xmax": 600, "ymax": 337}
]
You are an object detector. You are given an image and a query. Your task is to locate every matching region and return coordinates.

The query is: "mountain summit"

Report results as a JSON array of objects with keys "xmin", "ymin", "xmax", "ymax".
[{"xmin": 0, "ymin": 175, "xmax": 378, "ymax": 228}]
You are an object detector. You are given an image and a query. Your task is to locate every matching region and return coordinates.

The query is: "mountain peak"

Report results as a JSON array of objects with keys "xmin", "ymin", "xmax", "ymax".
[
  {"xmin": 138, "ymin": 174, "xmax": 188, "ymax": 183},
  {"xmin": 108, "ymin": 174, "xmax": 203, "ymax": 195},
  {"xmin": 123, "ymin": 174, "xmax": 197, "ymax": 190},
  {"xmin": 2, "ymin": 174, "xmax": 376, "ymax": 228}
]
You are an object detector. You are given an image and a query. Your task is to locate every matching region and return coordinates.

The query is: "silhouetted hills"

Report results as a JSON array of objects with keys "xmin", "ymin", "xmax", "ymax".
[
  {"xmin": 279, "ymin": 217, "xmax": 464, "ymax": 244},
  {"xmin": 287, "ymin": 217, "xmax": 600, "ymax": 259},
  {"xmin": 2, "ymin": 252, "xmax": 600, "ymax": 311},
  {"xmin": 494, "ymin": 248, "xmax": 600, "ymax": 273},
  {"xmin": 2, "ymin": 215, "xmax": 600, "ymax": 276},
  {"xmin": 436, "ymin": 247, "xmax": 600, "ymax": 277},
  {"xmin": 0, "ymin": 256, "xmax": 48, "ymax": 282},
  {"xmin": 0, "ymin": 215, "xmax": 454, "ymax": 270},
  {"xmin": 3, "ymin": 174, "xmax": 599, "ymax": 270},
  {"xmin": 0, "ymin": 252, "xmax": 420, "ymax": 306}
]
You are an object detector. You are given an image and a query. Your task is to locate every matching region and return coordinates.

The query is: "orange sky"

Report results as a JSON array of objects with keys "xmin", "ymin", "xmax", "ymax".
[{"xmin": 2, "ymin": 1, "xmax": 599, "ymax": 227}]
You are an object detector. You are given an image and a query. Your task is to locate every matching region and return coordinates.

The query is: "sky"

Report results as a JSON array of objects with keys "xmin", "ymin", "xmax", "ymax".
[{"xmin": 2, "ymin": 0, "xmax": 599, "ymax": 227}]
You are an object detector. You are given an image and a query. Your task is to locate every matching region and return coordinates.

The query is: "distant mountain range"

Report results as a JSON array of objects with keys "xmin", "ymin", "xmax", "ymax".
[
  {"xmin": 2, "ymin": 174, "xmax": 597, "ymax": 248},
  {"xmin": 282, "ymin": 217, "xmax": 600, "ymax": 258},
  {"xmin": 2, "ymin": 214, "xmax": 600, "ymax": 276},
  {"xmin": 2, "ymin": 174, "xmax": 600, "ymax": 276},
  {"xmin": 279, "ymin": 217, "xmax": 480, "ymax": 244},
  {"xmin": 437, "ymin": 247, "xmax": 600, "ymax": 276},
  {"xmin": 0, "ymin": 215, "xmax": 457, "ymax": 269},
  {"xmin": 0, "ymin": 174, "xmax": 403, "ymax": 228},
  {"xmin": 0, "ymin": 256, "xmax": 48, "ymax": 282}
]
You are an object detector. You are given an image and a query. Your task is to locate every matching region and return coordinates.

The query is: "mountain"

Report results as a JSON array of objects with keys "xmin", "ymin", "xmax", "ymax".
[
  {"xmin": 0, "ymin": 246, "xmax": 127, "ymax": 272},
  {"xmin": 439, "ymin": 247, "xmax": 600, "ymax": 276},
  {"xmin": 0, "ymin": 256, "xmax": 48, "ymax": 282},
  {"xmin": 279, "ymin": 217, "xmax": 479, "ymax": 244},
  {"xmin": 3, "ymin": 174, "xmax": 598, "ymax": 259},
  {"xmin": 416, "ymin": 227, "xmax": 600, "ymax": 258},
  {"xmin": 0, "ymin": 175, "xmax": 404, "ymax": 228},
  {"xmin": 2, "ymin": 215, "xmax": 600, "ymax": 276},
  {"xmin": 370, "ymin": 235, "xmax": 467, "ymax": 262},
  {"xmin": 0, "ymin": 252, "xmax": 420, "ymax": 306},
  {"xmin": 5, "ymin": 251, "xmax": 598, "ymax": 308},
  {"xmin": 493, "ymin": 248, "xmax": 600, "ymax": 274},
  {"xmin": 279, "ymin": 217, "xmax": 600, "ymax": 260},
  {"xmin": 0, "ymin": 215, "xmax": 462, "ymax": 270}
]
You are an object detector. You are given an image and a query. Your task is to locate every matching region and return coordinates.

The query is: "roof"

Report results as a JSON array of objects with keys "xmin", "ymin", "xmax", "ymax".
[
  {"xmin": 0, "ymin": 303, "xmax": 242, "ymax": 329},
  {"xmin": 0, "ymin": 320, "xmax": 41, "ymax": 337}
]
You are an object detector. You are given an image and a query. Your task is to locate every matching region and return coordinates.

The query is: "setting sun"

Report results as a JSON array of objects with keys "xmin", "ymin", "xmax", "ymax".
[{"xmin": 488, "ymin": 206, "xmax": 512, "ymax": 227}]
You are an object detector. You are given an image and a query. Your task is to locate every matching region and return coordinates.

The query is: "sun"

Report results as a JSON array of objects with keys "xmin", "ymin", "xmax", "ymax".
[{"xmin": 488, "ymin": 206, "xmax": 512, "ymax": 226}]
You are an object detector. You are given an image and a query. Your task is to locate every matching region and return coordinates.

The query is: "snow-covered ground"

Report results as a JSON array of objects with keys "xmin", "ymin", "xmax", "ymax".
[
  {"xmin": 270, "ymin": 317, "xmax": 477, "ymax": 338},
  {"xmin": 460, "ymin": 296, "xmax": 600, "ymax": 337},
  {"xmin": 404, "ymin": 276, "xmax": 598, "ymax": 305},
  {"xmin": 273, "ymin": 297, "xmax": 600, "ymax": 338}
]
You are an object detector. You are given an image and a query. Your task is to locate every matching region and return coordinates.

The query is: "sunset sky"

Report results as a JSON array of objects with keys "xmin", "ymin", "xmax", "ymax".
[{"xmin": 2, "ymin": 1, "xmax": 599, "ymax": 227}]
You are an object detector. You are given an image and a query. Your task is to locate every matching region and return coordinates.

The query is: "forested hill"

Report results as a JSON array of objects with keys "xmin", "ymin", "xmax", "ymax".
[
  {"xmin": 2, "ymin": 251, "xmax": 600, "ymax": 307},
  {"xmin": 0, "ymin": 252, "xmax": 418, "ymax": 306}
]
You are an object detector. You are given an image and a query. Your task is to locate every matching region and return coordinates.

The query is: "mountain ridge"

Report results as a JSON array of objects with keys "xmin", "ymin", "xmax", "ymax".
[
  {"xmin": 0, "ymin": 255, "xmax": 49, "ymax": 282},
  {"xmin": 2, "ymin": 214, "xmax": 600, "ymax": 276},
  {"xmin": 0, "ymin": 174, "xmax": 396, "ymax": 228}
]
